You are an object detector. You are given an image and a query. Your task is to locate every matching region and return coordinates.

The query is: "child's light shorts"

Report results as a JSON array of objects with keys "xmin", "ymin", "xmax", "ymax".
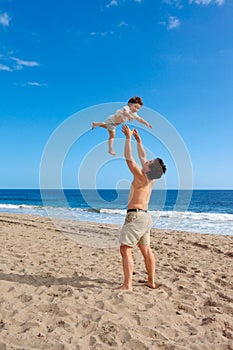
[
  {"xmin": 105, "ymin": 115, "xmax": 117, "ymax": 131},
  {"xmin": 119, "ymin": 211, "xmax": 152, "ymax": 247}
]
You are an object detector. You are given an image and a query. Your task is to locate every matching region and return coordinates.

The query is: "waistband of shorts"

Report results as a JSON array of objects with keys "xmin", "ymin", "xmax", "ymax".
[{"xmin": 127, "ymin": 208, "xmax": 148, "ymax": 213}]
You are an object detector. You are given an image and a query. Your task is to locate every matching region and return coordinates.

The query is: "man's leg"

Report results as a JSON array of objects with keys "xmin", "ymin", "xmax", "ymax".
[
  {"xmin": 138, "ymin": 244, "xmax": 155, "ymax": 288},
  {"xmin": 119, "ymin": 245, "xmax": 134, "ymax": 291}
]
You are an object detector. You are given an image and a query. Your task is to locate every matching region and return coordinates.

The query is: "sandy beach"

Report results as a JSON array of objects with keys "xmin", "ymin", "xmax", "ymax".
[{"xmin": 0, "ymin": 213, "xmax": 233, "ymax": 349}]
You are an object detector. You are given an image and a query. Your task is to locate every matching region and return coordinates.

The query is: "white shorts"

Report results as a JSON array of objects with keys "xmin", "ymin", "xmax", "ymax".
[
  {"xmin": 119, "ymin": 211, "xmax": 152, "ymax": 247},
  {"xmin": 105, "ymin": 115, "xmax": 118, "ymax": 131}
]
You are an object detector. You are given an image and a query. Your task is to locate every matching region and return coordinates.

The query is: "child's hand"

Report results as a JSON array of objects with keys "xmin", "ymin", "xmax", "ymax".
[{"xmin": 148, "ymin": 123, "xmax": 152, "ymax": 129}]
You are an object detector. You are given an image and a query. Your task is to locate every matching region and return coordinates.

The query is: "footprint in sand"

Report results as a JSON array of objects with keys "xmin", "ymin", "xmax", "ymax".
[
  {"xmin": 139, "ymin": 326, "xmax": 158, "ymax": 339},
  {"xmin": 98, "ymin": 322, "xmax": 119, "ymax": 347},
  {"xmin": 201, "ymin": 315, "xmax": 216, "ymax": 326},
  {"xmin": 180, "ymin": 293, "xmax": 197, "ymax": 302},
  {"xmin": 110, "ymin": 293, "xmax": 125, "ymax": 306},
  {"xmin": 76, "ymin": 319, "xmax": 97, "ymax": 338},
  {"xmin": 118, "ymin": 330, "xmax": 131, "ymax": 343},
  {"xmin": 19, "ymin": 294, "xmax": 33, "ymax": 303},
  {"xmin": 174, "ymin": 264, "xmax": 189, "ymax": 273},
  {"xmin": 204, "ymin": 297, "xmax": 219, "ymax": 307},
  {"xmin": 120, "ymin": 336, "xmax": 148, "ymax": 350},
  {"xmin": 99, "ymin": 331, "xmax": 118, "ymax": 347},
  {"xmin": 217, "ymin": 292, "xmax": 233, "ymax": 303},
  {"xmin": 36, "ymin": 303, "xmax": 69, "ymax": 317},
  {"xmin": 176, "ymin": 303, "xmax": 197, "ymax": 317},
  {"xmin": 95, "ymin": 300, "xmax": 105, "ymax": 309}
]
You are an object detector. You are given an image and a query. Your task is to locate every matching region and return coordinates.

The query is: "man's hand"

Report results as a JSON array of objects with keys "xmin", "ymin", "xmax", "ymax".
[
  {"xmin": 122, "ymin": 124, "xmax": 133, "ymax": 138},
  {"xmin": 133, "ymin": 128, "xmax": 141, "ymax": 143},
  {"xmin": 133, "ymin": 129, "xmax": 147, "ymax": 166}
]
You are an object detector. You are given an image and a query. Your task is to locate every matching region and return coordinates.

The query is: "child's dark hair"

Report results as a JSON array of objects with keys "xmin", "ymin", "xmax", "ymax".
[
  {"xmin": 128, "ymin": 96, "xmax": 143, "ymax": 106},
  {"xmin": 147, "ymin": 158, "xmax": 167, "ymax": 180}
]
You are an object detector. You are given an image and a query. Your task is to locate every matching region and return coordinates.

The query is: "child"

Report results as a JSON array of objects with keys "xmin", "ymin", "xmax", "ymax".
[{"xmin": 92, "ymin": 96, "xmax": 152, "ymax": 155}]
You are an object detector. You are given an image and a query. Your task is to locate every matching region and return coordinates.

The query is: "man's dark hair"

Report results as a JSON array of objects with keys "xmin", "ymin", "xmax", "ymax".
[
  {"xmin": 147, "ymin": 158, "xmax": 167, "ymax": 180},
  {"xmin": 128, "ymin": 96, "xmax": 143, "ymax": 106}
]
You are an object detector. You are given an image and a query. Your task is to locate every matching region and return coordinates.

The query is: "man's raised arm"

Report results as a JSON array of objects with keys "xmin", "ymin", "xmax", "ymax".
[
  {"xmin": 133, "ymin": 129, "xmax": 147, "ymax": 167},
  {"xmin": 122, "ymin": 125, "xmax": 134, "ymax": 163},
  {"xmin": 122, "ymin": 125, "xmax": 144, "ymax": 178}
]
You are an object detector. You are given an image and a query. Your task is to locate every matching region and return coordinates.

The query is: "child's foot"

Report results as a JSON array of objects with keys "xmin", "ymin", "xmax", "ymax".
[
  {"xmin": 92, "ymin": 122, "xmax": 97, "ymax": 130},
  {"xmin": 108, "ymin": 150, "xmax": 116, "ymax": 156}
]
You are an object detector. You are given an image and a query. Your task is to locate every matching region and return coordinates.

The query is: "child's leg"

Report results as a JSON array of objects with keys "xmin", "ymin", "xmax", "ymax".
[
  {"xmin": 92, "ymin": 122, "xmax": 107, "ymax": 129},
  {"xmin": 108, "ymin": 130, "xmax": 116, "ymax": 155}
]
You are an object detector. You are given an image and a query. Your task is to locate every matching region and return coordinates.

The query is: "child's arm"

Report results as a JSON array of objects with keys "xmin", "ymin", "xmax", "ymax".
[{"xmin": 135, "ymin": 116, "xmax": 152, "ymax": 129}]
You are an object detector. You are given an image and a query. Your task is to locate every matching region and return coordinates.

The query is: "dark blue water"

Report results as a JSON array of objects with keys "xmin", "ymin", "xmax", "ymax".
[
  {"xmin": 0, "ymin": 189, "xmax": 233, "ymax": 213},
  {"xmin": 0, "ymin": 189, "xmax": 233, "ymax": 235}
]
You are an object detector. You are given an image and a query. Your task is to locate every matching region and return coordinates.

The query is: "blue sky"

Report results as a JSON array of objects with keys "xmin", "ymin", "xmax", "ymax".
[{"xmin": 0, "ymin": 0, "xmax": 232, "ymax": 189}]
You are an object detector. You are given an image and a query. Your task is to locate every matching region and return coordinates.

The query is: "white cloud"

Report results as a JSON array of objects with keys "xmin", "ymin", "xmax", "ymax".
[
  {"xmin": 119, "ymin": 21, "xmax": 128, "ymax": 27},
  {"xmin": 89, "ymin": 30, "xmax": 114, "ymax": 37},
  {"xmin": 0, "ymin": 63, "xmax": 12, "ymax": 71},
  {"xmin": 189, "ymin": 0, "xmax": 224, "ymax": 5},
  {"xmin": 0, "ymin": 12, "xmax": 11, "ymax": 27},
  {"xmin": 106, "ymin": 0, "xmax": 142, "ymax": 8},
  {"xmin": 163, "ymin": 0, "xmax": 225, "ymax": 5},
  {"xmin": 10, "ymin": 57, "xmax": 41, "ymax": 70},
  {"xmin": 90, "ymin": 21, "xmax": 128, "ymax": 37},
  {"xmin": 0, "ymin": 54, "xmax": 41, "ymax": 72},
  {"xmin": 27, "ymin": 82, "xmax": 47, "ymax": 87},
  {"xmin": 167, "ymin": 16, "xmax": 180, "ymax": 29},
  {"xmin": 10, "ymin": 57, "xmax": 40, "ymax": 67},
  {"xmin": 106, "ymin": 0, "xmax": 118, "ymax": 8},
  {"xmin": 163, "ymin": 0, "xmax": 183, "ymax": 8}
]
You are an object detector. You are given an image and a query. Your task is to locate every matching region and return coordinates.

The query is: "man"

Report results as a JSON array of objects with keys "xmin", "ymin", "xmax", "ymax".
[{"xmin": 118, "ymin": 125, "xmax": 166, "ymax": 291}]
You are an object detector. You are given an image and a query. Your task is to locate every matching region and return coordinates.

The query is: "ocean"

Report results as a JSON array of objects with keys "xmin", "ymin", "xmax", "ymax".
[{"xmin": 0, "ymin": 189, "xmax": 232, "ymax": 236}]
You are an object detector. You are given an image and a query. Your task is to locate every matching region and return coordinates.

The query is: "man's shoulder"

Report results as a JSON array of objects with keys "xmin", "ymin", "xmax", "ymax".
[
  {"xmin": 132, "ymin": 175, "xmax": 150, "ymax": 190},
  {"xmin": 126, "ymin": 159, "xmax": 143, "ymax": 172},
  {"xmin": 131, "ymin": 165, "xmax": 148, "ymax": 180}
]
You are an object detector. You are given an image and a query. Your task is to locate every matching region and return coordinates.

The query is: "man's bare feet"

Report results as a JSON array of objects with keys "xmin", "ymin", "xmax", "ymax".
[
  {"xmin": 146, "ymin": 282, "xmax": 162, "ymax": 289},
  {"xmin": 138, "ymin": 279, "xmax": 162, "ymax": 289},
  {"xmin": 108, "ymin": 150, "xmax": 116, "ymax": 156},
  {"xmin": 116, "ymin": 285, "xmax": 133, "ymax": 292},
  {"xmin": 92, "ymin": 122, "xmax": 97, "ymax": 130}
]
